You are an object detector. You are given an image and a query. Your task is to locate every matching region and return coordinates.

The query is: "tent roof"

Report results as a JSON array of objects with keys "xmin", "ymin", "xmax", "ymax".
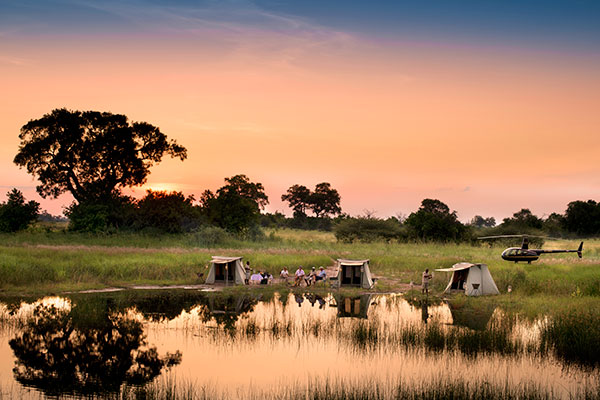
[
  {"xmin": 211, "ymin": 256, "xmax": 243, "ymax": 264},
  {"xmin": 337, "ymin": 258, "xmax": 369, "ymax": 266},
  {"xmin": 435, "ymin": 262, "xmax": 486, "ymax": 272}
]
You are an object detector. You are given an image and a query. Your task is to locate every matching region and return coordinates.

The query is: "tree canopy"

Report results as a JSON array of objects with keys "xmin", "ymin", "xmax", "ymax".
[
  {"xmin": 404, "ymin": 198, "xmax": 468, "ymax": 242},
  {"xmin": 281, "ymin": 182, "xmax": 342, "ymax": 218},
  {"xmin": 281, "ymin": 184, "xmax": 311, "ymax": 217},
  {"xmin": 201, "ymin": 174, "xmax": 269, "ymax": 233},
  {"xmin": 14, "ymin": 108, "xmax": 187, "ymax": 203},
  {"xmin": 0, "ymin": 189, "xmax": 40, "ymax": 232}
]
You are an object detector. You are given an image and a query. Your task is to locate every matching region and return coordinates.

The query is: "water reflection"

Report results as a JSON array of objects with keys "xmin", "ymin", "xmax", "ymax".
[
  {"xmin": 1, "ymin": 291, "xmax": 598, "ymax": 399},
  {"xmin": 447, "ymin": 301, "xmax": 496, "ymax": 331},
  {"xmin": 200, "ymin": 294, "xmax": 258, "ymax": 332},
  {"xmin": 334, "ymin": 294, "xmax": 372, "ymax": 319},
  {"xmin": 9, "ymin": 303, "xmax": 181, "ymax": 397}
]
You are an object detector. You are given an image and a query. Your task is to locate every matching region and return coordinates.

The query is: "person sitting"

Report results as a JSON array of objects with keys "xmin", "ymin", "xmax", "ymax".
[
  {"xmin": 294, "ymin": 266, "xmax": 305, "ymax": 286},
  {"xmin": 260, "ymin": 270, "xmax": 272, "ymax": 285},
  {"xmin": 280, "ymin": 267, "xmax": 290, "ymax": 283},
  {"xmin": 315, "ymin": 266, "xmax": 327, "ymax": 284},
  {"xmin": 306, "ymin": 267, "xmax": 317, "ymax": 286},
  {"xmin": 250, "ymin": 270, "xmax": 263, "ymax": 285}
]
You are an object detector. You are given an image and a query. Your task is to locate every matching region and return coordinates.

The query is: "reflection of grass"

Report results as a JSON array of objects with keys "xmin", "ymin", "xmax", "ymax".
[{"xmin": 118, "ymin": 374, "xmax": 600, "ymax": 400}]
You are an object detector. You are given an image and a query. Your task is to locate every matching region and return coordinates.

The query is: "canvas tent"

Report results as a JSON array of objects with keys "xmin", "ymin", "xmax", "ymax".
[
  {"xmin": 435, "ymin": 262, "xmax": 499, "ymax": 296},
  {"xmin": 205, "ymin": 256, "xmax": 246, "ymax": 285},
  {"xmin": 332, "ymin": 259, "xmax": 374, "ymax": 289}
]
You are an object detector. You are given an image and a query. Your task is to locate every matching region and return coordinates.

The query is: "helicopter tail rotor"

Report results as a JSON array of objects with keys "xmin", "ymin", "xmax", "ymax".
[{"xmin": 578, "ymin": 242, "xmax": 583, "ymax": 258}]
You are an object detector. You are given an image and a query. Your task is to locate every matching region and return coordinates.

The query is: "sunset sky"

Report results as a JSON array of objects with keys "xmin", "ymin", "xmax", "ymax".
[{"xmin": 1, "ymin": 0, "xmax": 599, "ymax": 222}]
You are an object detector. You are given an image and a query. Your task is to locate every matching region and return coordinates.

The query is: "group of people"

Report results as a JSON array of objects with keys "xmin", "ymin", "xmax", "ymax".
[
  {"xmin": 244, "ymin": 261, "xmax": 273, "ymax": 285},
  {"xmin": 243, "ymin": 262, "xmax": 327, "ymax": 286},
  {"xmin": 281, "ymin": 265, "xmax": 327, "ymax": 287}
]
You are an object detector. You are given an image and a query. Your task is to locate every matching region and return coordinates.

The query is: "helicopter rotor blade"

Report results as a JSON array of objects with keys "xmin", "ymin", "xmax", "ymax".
[{"xmin": 477, "ymin": 234, "xmax": 554, "ymax": 240}]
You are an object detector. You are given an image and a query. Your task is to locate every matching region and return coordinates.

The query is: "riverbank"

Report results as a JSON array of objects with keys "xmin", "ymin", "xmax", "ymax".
[{"xmin": 0, "ymin": 229, "xmax": 598, "ymax": 298}]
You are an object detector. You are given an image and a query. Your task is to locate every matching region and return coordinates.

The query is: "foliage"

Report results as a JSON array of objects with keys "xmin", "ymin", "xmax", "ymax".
[
  {"xmin": 501, "ymin": 208, "xmax": 543, "ymax": 230},
  {"xmin": 468, "ymin": 215, "xmax": 496, "ymax": 228},
  {"xmin": 309, "ymin": 182, "xmax": 342, "ymax": 218},
  {"xmin": 14, "ymin": 108, "xmax": 187, "ymax": 202},
  {"xmin": 563, "ymin": 200, "xmax": 600, "ymax": 236},
  {"xmin": 334, "ymin": 217, "xmax": 403, "ymax": 243},
  {"xmin": 281, "ymin": 184, "xmax": 311, "ymax": 217},
  {"xmin": 64, "ymin": 195, "xmax": 136, "ymax": 232},
  {"xmin": 200, "ymin": 174, "xmax": 269, "ymax": 233},
  {"xmin": 0, "ymin": 189, "xmax": 40, "ymax": 232},
  {"xmin": 135, "ymin": 190, "xmax": 201, "ymax": 233},
  {"xmin": 281, "ymin": 182, "xmax": 342, "ymax": 218},
  {"xmin": 404, "ymin": 199, "xmax": 469, "ymax": 242}
]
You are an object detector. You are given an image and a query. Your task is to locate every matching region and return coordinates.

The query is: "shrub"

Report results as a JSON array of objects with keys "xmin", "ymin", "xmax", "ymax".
[
  {"xmin": 334, "ymin": 217, "xmax": 403, "ymax": 243},
  {"xmin": 0, "ymin": 189, "xmax": 40, "ymax": 232}
]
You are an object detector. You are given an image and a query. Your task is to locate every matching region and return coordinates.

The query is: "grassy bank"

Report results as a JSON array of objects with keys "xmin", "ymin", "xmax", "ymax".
[{"xmin": 0, "ymin": 229, "xmax": 598, "ymax": 297}]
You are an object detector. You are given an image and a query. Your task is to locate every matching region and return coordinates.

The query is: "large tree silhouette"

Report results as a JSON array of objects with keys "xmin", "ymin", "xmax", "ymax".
[{"xmin": 14, "ymin": 108, "xmax": 187, "ymax": 202}]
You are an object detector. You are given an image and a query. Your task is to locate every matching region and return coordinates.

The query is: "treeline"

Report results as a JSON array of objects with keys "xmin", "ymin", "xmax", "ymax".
[
  {"xmin": 3, "ymin": 108, "xmax": 600, "ymax": 241},
  {"xmin": 329, "ymin": 199, "xmax": 600, "ymax": 243}
]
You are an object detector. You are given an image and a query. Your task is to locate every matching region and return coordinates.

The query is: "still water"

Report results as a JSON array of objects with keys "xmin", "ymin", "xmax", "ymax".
[{"xmin": 0, "ymin": 290, "xmax": 597, "ymax": 398}]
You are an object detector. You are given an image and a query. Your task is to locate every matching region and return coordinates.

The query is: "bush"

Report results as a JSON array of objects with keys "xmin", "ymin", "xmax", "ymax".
[
  {"xmin": 0, "ymin": 189, "xmax": 40, "ymax": 232},
  {"xmin": 134, "ymin": 190, "xmax": 201, "ymax": 233},
  {"xmin": 334, "ymin": 217, "xmax": 403, "ymax": 243},
  {"xmin": 65, "ymin": 196, "xmax": 136, "ymax": 232},
  {"xmin": 188, "ymin": 226, "xmax": 230, "ymax": 247}
]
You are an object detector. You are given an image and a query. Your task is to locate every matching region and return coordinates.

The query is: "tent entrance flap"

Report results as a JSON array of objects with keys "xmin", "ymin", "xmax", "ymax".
[
  {"xmin": 214, "ymin": 262, "xmax": 235, "ymax": 281},
  {"xmin": 450, "ymin": 269, "xmax": 468, "ymax": 290},
  {"xmin": 342, "ymin": 265, "xmax": 362, "ymax": 286}
]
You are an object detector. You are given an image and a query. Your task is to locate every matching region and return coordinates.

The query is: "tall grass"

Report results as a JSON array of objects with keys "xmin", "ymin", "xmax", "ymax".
[
  {"xmin": 540, "ymin": 309, "xmax": 600, "ymax": 368},
  {"xmin": 116, "ymin": 374, "xmax": 600, "ymax": 400}
]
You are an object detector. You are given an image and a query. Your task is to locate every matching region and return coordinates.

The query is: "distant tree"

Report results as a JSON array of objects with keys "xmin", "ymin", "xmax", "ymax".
[
  {"xmin": 201, "ymin": 175, "xmax": 269, "ymax": 233},
  {"xmin": 334, "ymin": 216, "xmax": 403, "ymax": 243},
  {"xmin": 404, "ymin": 198, "xmax": 468, "ymax": 242},
  {"xmin": 135, "ymin": 190, "xmax": 200, "ymax": 233},
  {"xmin": 14, "ymin": 108, "xmax": 187, "ymax": 203},
  {"xmin": 281, "ymin": 185, "xmax": 311, "ymax": 218},
  {"xmin": 309, "ymin": 182, "xmax": 341, "ymax": 218},
  {"xmin": 543, "ymin": 212, "xmax": 566, "ymax": 236},
  {"xmin": 563, "ymin": 200, "xmax": 600, "ymax": 236},
  {"xmin": 64, "ymin": 195, "xmax": 136, "ymax": 232},
  {"xmin": 502, "ymin": 208, "xmax": 543, "ymax": 230},
  {"xmin": 469, "ymin": 215, "xmax": 496, "ymax": 228},
  {"xmin": 0, "ymin": 189, "xmax": 40, "ymax": 232}
]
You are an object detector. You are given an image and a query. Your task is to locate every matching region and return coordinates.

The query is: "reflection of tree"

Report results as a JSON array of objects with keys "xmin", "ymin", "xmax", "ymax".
[{"xmin": 9, "ymin": 304, "xmax": 181, "ymax": 397}]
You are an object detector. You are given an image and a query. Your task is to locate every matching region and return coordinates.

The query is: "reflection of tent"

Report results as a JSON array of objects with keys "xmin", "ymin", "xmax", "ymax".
[
  {"xmin": 332, "ymin": 259, "xmax": 374, "ymax": 289},
  {"xmin": 435, "ymin": 263, "xmax": 499, "ymax": 296},
  {"xmin": 207, "ymin": 294, "xmax": 253, "ymax": 315},
  {"xmin": 205, "ymin": 256, "xmax": 246, "ymax": 285},
  {"xmin": 334, "ymin": 294, "xmax": 372, "ymax": 318},
  {"xmin": 447, "ymin": 301, "xmax": 496, "ymax": 331}
]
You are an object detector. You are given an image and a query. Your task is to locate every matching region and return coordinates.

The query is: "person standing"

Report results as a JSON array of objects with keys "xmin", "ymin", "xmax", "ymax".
[
  {"xmin": 244, "ymin": 261, "xmax": 251, "ymax": 285},
  {"xmin": 422, "ymin": 269, "xmax": 433, "ymax": 294}
]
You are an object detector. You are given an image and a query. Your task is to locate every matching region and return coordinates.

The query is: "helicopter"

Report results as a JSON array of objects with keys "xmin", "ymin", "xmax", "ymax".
[{"xmin": 478, "ymin": 235, "xmax": 583, "ymax": 263}]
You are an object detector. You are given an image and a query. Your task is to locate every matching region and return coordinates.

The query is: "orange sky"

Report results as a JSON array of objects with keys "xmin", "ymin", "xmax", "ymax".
[{"xmin": 1, "ymin": 28, "xmax": 599, "ymax": 221}]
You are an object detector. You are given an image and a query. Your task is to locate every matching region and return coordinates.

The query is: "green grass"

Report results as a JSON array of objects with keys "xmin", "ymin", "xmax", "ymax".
[{"xmin": 0, "ymin": 229, "xmax": 598, "ymax": 299}]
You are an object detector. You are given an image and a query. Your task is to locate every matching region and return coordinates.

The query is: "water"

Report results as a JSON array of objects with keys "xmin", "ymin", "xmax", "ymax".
[{"xmin": 0, "ymin": 290, "xmax": 597, "ymax": 399}]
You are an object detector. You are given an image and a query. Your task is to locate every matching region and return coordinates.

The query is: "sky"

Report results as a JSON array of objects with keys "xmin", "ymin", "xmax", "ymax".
[{"xmin": 1, "ymin": 0, "xmax": 599, "ymax": 222}]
